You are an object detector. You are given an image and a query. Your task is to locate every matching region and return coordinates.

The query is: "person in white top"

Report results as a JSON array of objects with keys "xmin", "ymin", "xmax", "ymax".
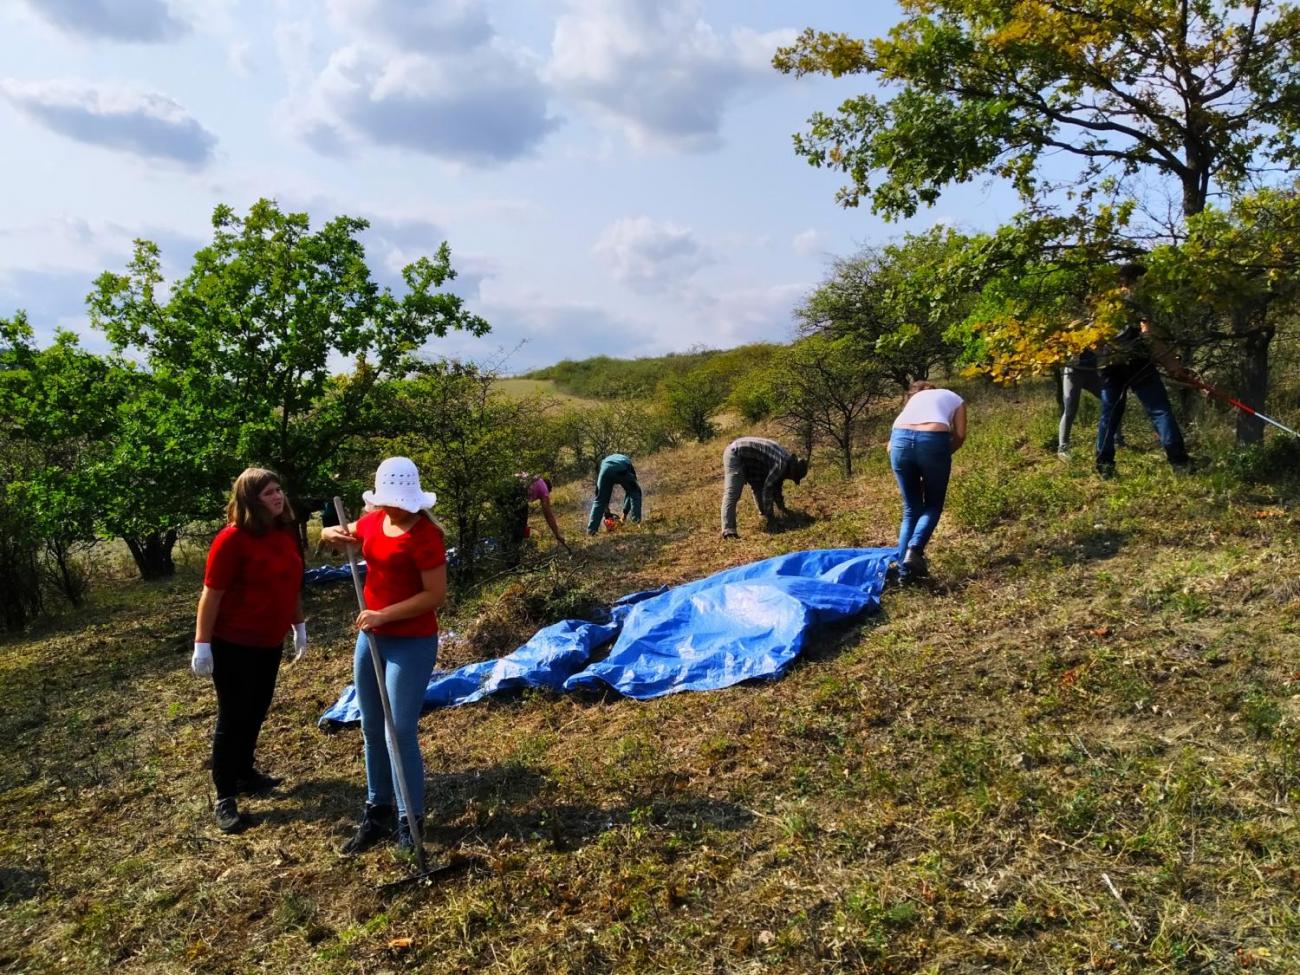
[{"xmin": 889, "ymin": 381, "xmax": 968, "ymax": 580}]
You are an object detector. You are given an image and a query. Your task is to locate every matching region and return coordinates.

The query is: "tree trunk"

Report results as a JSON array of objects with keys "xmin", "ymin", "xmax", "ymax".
[
  {"xmin": 0, "ymin": 543, "xmax": 42, "ymax": 631},
  {"xmin": 1235, "ymin": 326, "xmax": 1273, "ymax": 446},
  {"xmin": 800, "ymin": 418, "xmax": 815, "ymax": 458},
  {"xmin": 840, "ymin": 418, "xmax": 854, "ymax": 476},
  {"xmin": 46, "ymin": 540, "xmax": 87, "ymax": 606},
  {"xmin": 124, "ymin": 530, "xmax": 178, "ymax": 579}
]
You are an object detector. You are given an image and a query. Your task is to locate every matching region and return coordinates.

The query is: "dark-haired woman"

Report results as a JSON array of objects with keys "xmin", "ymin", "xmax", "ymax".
[
  {"xmin": 890, "ymin": 382, "xmax": 967, "ymax": 581},
  {"xmin": 192, "ymin": 468, "xmax": 306, "ymax": 833}
]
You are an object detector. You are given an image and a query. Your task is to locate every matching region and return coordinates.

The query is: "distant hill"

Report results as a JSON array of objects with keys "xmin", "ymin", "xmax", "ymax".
[{"xmin": 522, "ymin": 343, "xmax": 782, "ymax": 400}]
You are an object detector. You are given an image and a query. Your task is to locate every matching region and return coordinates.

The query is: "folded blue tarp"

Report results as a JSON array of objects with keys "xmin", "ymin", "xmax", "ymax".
[
  {"xmin": 304, "ymin": 562, "xmax": 366, "ymax": 585},
  {"xmin": 319, "ymin": 547, "xmax": 893, "ymax": 726}
]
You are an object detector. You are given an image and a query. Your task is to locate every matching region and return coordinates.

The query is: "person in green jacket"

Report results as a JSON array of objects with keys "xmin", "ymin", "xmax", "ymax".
[{"xmin": 586, "ymin": 454, "xmax": 642, "ymax": 535}]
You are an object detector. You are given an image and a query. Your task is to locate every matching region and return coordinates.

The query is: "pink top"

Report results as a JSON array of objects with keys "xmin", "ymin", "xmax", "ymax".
[{"xmin": 525, "ymin": 476, "xmax": 550, "ymax": 502}]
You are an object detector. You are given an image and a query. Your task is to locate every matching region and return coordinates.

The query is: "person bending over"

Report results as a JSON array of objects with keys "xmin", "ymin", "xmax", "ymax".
[
  {"xmin": 586, "ymin": 453, "xmax": 643, "ymax": 535},
  {"xmin": 890, "ymin": 382, "xmax": 967, "ymax": 582},
  {"xmin": 720, "ymin": 437, "xmax": 808, "ymax": 539}
]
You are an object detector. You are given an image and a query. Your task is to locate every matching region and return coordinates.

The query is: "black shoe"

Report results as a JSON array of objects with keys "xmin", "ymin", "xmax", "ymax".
[
  {"xmin": 236, "ymin": 769, "xmax": 283, "ymax": 795},
  {"xmin": 396, "ymin": 813, "xmax": 425, "ymax": 853},
  {"xmin": 214, "ymin": 797, "xmax": 243, "ymax": 833},
  {"xmin": 1170, "ymin": 456, "xmax": 1200, "ymax": 474},
  {"xmin": 901, "ymin": 547, "xmax": 929, "ymax": 579},
  {"xmin": 1096, "ymin": 462, "xmax": 1116, "ymax": 480},
  {"xmin": 339, "ymin": 803, "xmax": 395, "ymax": 856}
]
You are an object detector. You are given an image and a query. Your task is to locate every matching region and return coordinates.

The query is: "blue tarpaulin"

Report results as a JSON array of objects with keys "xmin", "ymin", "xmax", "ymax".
[
  {"xmin": 319, "ymin": 547, "xmax": 893, "ymax": 726},
  {"xmin": 304, "ymin": 562, "xmax": 366, "ymax": 585}
]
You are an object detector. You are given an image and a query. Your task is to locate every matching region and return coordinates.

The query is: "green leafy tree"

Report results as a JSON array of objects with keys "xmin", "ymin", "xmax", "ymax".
[
  {"xmin": 0, "ymin": 316, "xmax": 140, "ymax": 597},
  {"xmin": 1140, "ymin": 188, "xmax": 1300, "ymax": 441},
  {"xmin": 774, "ymin": 1, "xmax": 1300, "ymax": 220},
  {"xmin": 88, "ymin": 199, "xmax": 490, "ymax": 573},
  {"xmin": 776, "ymin": 2, "xmax": 1300, "ymax": 441},
  {"xmin": 796, "ymin": 227, "xmax": 970, "ymax": 390},
  {"xmin": 383, "ymin": 362, "xmax": 548, "ymax": 582},
  {"xmin": 771, "ymin": 335, "xmax": 889, "ymax": 476},
  {"xmin": 661, "ymin": 364, "xmax": 729, "ymax": 443}
]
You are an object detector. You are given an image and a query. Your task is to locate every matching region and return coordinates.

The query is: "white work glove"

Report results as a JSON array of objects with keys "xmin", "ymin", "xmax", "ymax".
[
  {"xmin": 191, "ymin": 642, "xmax": 214, "ymax": 677},
  {"xmin": 290, "ymin": 622, "xmax": 308, "ymax": 663}
]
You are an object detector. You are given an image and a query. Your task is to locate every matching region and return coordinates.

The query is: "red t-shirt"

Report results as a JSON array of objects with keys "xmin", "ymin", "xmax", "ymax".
[
  {"xmin": 355, "ymin": 510, "xmax": 446, "ymax": 637},
  {"xmin": 204, "ymin": 524, "xmax": 304, "ymax": 647}
]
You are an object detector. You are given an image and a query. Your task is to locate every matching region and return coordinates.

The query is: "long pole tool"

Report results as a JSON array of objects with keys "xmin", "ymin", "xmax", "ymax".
[
  {"xmin": 333, "ymin": 498, "xmax": 478, "ymax": 890},
  {"xmin": 1173, "ymin": 373, "xmax": 1300, "ymax": 439}
]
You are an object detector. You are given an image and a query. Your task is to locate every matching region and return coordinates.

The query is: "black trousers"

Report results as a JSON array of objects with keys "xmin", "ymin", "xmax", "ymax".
[{"xmin": 211, "ymin": 637, "xmax": 282, "ymax": 799}]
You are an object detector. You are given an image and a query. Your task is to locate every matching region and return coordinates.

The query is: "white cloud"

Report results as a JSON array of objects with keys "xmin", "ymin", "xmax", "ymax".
[
  {"xmin": 0, "ymin": 78, "xmax": 217, "ymax": 167},
  {"xmin": 684, "ymin": 280, "xmax": 806, "ymax": 346},
  {"xmin": 283, "ymin": 0, "xmax": 559, "ymax": 164},
  {"xmin": 294, "ymin": 44, "xmax": 557, "ymax": 163},
  {"xmin": 324, "ymin": 0, "xmax": 492, "ymax": 52},
  {"xmin": 792, "ymin": 228, "xmax": 827, "ymax": 256},
  {"xmin": 549, "ymin": 0, "xmax": 795, "ymax": 151},
  {"xmin": 593, "ymin": 216, "xmax": 707, "ymax": 294},
  {"xmin": 19, "ymin": 0, "xmax": 189, "ymax": 43}
]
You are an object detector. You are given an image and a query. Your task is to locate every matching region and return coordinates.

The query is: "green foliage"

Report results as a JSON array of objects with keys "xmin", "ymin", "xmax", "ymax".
[
  {"xmin": 546, "ymin": 400, "xmax": 678, "ymax": 480},
  {"xmin": 527, "ymin": 351, "xmax": 711, "ymax": 399},
  {"xmin": 527, "ymin": 344, "xmax": 781, "ymax": 400},
  {"xmin": 796, "ymin": 227, "xmax": 970, "ymax": 390},
  {"xmin": 768, "ymin": 334, "xmax": 888, "ymax": 475},
  {"xmin": 778, "ymin": 3, "xmax": 1300, "ymax": 446},
  {"xmin": 0, "ymin": 315, "xmax": 145, "ymax": 601},
  {"xmin": 661, "ymin": 364, "xmax": 729, "ymax": 443},
  {"xmin": 382, "ymin": 362, "xmax": 542, "ymax": 582},
  {"xmin": 774, "ymin": 2, "xmax": 1300, "ymax": 220},
  {"xmin": 1227, "ymin": 432, "xmax": 1300, "ymax": 488},
  {"xmin": 86, "ymin": 199, "xmax": 489, "ymax": 576}
]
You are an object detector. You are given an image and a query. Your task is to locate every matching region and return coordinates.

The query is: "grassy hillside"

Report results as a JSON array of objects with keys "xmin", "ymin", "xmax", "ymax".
[
  {"xmin": 491, "ymin": 377, "xmax": 602, "ymax": 409},
  {"xmin": 523, "ymin": 344, "xmax": 780, "ymax": 400},
  {"xmin": 2, "ymin": 386, "xmax": 1299, "ymax": 974}
]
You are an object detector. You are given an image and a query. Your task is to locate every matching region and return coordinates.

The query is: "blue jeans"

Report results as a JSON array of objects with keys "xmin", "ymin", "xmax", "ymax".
[
  {"xmin": 1096, "ymin": 359, "xmax": 1188, "ymax": 467},
  {"xmin": 353, "ymin": 631, "xmax": 438, "ymax": 818},
  {"xmin": 890, "ymin": 429, "xmax": 953, "ymax": 557},
  {"xmin": 587, "ymin": 455, "xmax": 642, "ymax": 533}
]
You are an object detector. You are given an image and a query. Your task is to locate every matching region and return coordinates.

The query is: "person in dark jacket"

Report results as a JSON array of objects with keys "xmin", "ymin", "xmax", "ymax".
[
  {"xmin": 586, "ymin": 454, "xmax": 642, "ymax": 534},
  {"xmin": 1094, "ymin": 262, "xmax": 1194, "ymax": 479},
  {"xmin": 720, "ymin": 437, "xmax": 808, "ymax": 539}
]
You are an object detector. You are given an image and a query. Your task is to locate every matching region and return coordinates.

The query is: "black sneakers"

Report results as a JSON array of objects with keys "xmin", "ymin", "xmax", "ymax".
[
  {"xmin": 339, "ymin": 803, "xmax": 395, "ymax": 856},
  {"xmin": 214, "ymin": 797, "xmax": 243, "ymax": 833},
  {"xmin": 236, "ymin": 769, "xmax": 283, "ymax": 795},
  {"xmin": 396, "ymin": 814, "xmax": 425, "ymax": 853}
]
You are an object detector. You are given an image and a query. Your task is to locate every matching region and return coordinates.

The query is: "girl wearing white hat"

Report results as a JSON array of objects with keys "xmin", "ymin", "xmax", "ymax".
[{"xmin": 320, "ymin": 457, "xmax": 447, "ymax": 854}]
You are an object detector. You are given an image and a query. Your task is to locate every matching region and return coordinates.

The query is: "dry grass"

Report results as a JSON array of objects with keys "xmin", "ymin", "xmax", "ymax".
[
  {"xmin": 492, "ymin": 378, "xmax": 601, "ymax": 410},
  {"xmin": 2, "ymin": 386, "xmax": 1300, "ymax": 974}
]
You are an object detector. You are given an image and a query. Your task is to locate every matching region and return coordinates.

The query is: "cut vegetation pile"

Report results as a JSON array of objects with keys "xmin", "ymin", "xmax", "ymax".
[{"xmin": 1, "ymin": 384, "xmax": 1298, "ymax": 974}]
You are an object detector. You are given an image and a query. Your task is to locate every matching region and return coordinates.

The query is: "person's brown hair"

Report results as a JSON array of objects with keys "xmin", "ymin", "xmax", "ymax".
[
  {"xmin": 905, "ymin": 380, "xmax": 936, "ymax": 402},
  {"xmin": 226, "ymin": 467, "xmax": 296, "ymax": 534}
]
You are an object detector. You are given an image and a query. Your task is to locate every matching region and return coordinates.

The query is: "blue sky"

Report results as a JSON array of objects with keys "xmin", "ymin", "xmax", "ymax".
[{"xmin": 0, "ymin": 0, "xmax": 1023, "ymax": 372}]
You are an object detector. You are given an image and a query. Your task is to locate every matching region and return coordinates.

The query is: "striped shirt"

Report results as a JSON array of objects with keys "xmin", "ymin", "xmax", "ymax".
[{"xmin": 725, "ymin": 437, "xmax": 793, "ymax": 515}]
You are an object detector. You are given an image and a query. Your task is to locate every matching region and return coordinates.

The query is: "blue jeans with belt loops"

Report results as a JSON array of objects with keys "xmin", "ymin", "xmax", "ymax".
[
  {"xmin": 353, "ymin": 631, "xmax": 438, "ymax": 819},
  {"xmin": 889, "ymin": 429, "xmax": 953, "ymax": 558}
]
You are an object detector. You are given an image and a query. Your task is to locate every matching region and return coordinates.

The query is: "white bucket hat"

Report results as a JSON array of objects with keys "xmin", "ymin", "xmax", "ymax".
[{"xmin": 362, "ymin": 457, "xmax": 437, "ymax": 513}]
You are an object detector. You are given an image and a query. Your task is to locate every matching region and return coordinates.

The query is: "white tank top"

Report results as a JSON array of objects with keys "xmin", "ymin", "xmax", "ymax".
[{"xmin": 893, "ymin": 388, "xmax": 964, "ymax": 428}]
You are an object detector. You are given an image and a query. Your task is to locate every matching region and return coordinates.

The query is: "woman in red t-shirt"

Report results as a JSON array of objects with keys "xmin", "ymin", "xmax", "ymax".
[
  {"xmin": 321, "ymin": 456, "xmax": 447, "ymax": 855},
  {"xmin": 192, "ymin": 468, "xmax": 306, "ymax": 834}
]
